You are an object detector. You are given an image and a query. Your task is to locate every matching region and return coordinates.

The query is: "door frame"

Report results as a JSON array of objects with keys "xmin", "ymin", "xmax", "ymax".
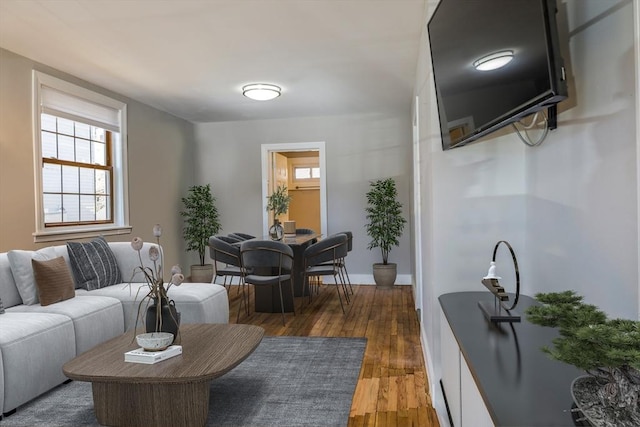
[{"xmin": 261, "ymin": 142, "xmax": 327, "ymax": 236}]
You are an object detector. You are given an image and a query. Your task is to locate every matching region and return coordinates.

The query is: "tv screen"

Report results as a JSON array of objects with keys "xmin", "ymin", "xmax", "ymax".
[{"xmin": 428, "ymin": 0, "xmax": 568, "ymax": 150}]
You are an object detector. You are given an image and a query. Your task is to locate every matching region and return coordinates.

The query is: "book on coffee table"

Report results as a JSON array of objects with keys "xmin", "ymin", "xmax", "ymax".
[{"xmin": 124, "ymin": 345, "xmax": 182, "ymax": 364}]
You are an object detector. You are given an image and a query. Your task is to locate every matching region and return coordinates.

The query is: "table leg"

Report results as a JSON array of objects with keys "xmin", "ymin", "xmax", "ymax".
[{"xmin": 92, "ymin": 381, "xmax": 209, "ymax": 426}]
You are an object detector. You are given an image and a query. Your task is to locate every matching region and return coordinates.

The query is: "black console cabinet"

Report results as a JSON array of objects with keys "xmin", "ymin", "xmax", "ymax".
[{"xmin": 439, "ymin": 292, "xmax": 583, "ymax": 426}]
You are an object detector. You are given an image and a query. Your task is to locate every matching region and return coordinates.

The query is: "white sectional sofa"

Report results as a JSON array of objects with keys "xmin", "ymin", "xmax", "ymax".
[{"xmin": 0, "ymin": 240, "xmax": 229, "ymax": 417}]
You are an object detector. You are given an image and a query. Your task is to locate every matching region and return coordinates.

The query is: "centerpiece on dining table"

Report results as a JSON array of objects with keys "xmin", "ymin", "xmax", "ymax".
[{"xmin": 130, "ymin": 224, "xmax": 184, "ymax": 343}]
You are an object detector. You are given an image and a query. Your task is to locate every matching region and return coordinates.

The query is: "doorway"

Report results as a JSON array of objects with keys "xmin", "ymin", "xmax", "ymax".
[{"xmin": 261, "ymin": 142, "xmax": 327, "ymax": 236}]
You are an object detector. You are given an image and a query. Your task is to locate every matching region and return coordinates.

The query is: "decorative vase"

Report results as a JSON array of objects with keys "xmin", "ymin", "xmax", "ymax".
[
  {"xmin": 269, "ymin": 219, "xmax": 284, "ymax": 241},
  {"xmin": 372, "ymin": 263, "xmax": 397, "ymax": 288},
  {"xmin": 145, "ymin": 297, "xmax": 181, "ymax": 341},
  {"xmin": 571, "ymin": 375, "xmax": 640, "ymax": 427}
]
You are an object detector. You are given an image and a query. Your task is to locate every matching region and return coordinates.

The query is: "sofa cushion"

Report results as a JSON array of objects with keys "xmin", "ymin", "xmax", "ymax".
[
  {"xmin": 0, "ymin": 253, "xmax": 22, "ymax": 308},
  {"xmin": 0, "ymin": 311, "xmax": 76, "ymax": 412},
  {"xmin": 7, "ymin": 247, "xmax": 58, "ymax": 305},
  {"xmin": 32, "ymin": 256, "xmax": 76, "ymax": 306},
  {"xmin": 10, "ymin": 295, "xmax": 124, "ymax": 355},
  {"xmin": 67, "ymin": 236, "xmax": 121, "ymax": 291}
]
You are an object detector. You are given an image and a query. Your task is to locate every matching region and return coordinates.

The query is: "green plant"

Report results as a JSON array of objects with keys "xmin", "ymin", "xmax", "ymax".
[
  {"xmin": 180, "ymin": 184, "xmax": 221, "ymax": 265},
  {"xmin": 526, "ymin": 291, "xmax": 640, "ymax": 411},
  {"xmin": 266, "ymin": 185, "xmax": 291, "ymax": 220},
  {"xmin": 365, "ymin": 178, "xmax": 407, "ymax": 265}
]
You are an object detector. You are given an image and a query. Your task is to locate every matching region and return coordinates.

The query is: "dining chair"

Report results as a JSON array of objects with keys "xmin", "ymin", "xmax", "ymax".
[
  {"xmin": 229, "ymin": 232, "xmax": 255, "ymax": 241},
  {"xmin": 208, "ymin": 236, "xmax": 248, "ymax": 319},
  {"xmin": 302, "ymin": 233, "xmax": 349, "ymax": 314},
  {"xmin": 215, "ymin": 234, "xmax": 243, "ymax": 244},
  {"xmin": 334, "ymin": 231, "xmax": 354, "ymax": 295},
  {"xmin": 240, "ymin": 240, "xmax": 295, "ymax": 325},
  {"xmin": 296, "ymin": 228, "xmax": 318, "ymax": 244}
]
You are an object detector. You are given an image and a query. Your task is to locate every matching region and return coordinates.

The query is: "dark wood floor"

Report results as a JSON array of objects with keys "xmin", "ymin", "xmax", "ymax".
[{"xmin": 226, "ymin": 282, "xmax": 440, "ymax": 426}]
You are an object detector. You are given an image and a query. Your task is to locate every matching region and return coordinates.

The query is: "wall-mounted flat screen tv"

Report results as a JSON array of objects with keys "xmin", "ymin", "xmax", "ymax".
[{"xmin": 428, "ymin": 0, "xmax": 568, "ymax": 150}]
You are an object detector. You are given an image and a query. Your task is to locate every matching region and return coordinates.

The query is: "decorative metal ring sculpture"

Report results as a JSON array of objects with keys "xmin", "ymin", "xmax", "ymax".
[{"xmin": 492, "ymin": 240, "xmax": 520, "ymax": 311}]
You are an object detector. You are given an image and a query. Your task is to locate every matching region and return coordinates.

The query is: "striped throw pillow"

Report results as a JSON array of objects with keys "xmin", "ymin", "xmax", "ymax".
[{"xmin": 67, "ymin": 236, "xmax": 121, "ymax": 290}]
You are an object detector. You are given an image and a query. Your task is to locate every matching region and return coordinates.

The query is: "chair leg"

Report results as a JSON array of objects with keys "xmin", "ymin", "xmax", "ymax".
[
  {"xmin": 342, "ymin": 261, "xmax": 354, "ymax": 295},
  {"xmin": 336, "ymin": 272, "xmax": 350, "ymax": 305},
  {"xmin": 334, "ymin": 280, "xmax": 346, "ymax": 314},
  {"xmin": 289, "ymin": 278, "xmax": 296, "ymax": 316},
  {"xmin": 277, "ymin": 282, "xmax": 286, "ymax": 326}
]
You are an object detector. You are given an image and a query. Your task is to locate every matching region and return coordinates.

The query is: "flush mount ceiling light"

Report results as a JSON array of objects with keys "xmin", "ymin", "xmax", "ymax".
[
  {"xmin": 473, "ymin": 50, "xmax": 514, "ymax": 71},
  {"xmin": 242, "ymin": 83, "xmax": 281, "ymax": 101}
]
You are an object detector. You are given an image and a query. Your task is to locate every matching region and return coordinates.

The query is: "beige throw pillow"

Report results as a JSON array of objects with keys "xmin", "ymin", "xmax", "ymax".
[{"xmin": 31, "ymin": 256, "xmax": 76, "ymax": 306}]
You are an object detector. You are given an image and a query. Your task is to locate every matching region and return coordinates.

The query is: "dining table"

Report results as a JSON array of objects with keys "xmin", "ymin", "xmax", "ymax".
[{"xmin": 249, "ymin": 232, "xmax": 320, "ymax": 313}]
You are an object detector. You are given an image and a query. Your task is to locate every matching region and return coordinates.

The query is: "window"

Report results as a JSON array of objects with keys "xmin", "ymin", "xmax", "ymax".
[
  {"xmin": 293, "ymin": 166, "xmax": 320, "ymax": 180},
  {"xmin": 33, "ymin": 72, "xmax": 131, "ymax": 242}
]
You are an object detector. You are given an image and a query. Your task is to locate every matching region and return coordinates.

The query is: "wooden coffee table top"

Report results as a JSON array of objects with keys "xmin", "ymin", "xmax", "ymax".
[{"xmin": 63, "ymin": 324, "xmax": 265, "ymax": 384}]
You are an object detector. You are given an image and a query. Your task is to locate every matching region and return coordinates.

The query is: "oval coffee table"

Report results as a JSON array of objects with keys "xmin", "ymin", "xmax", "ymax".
[{"xmin": 63, "ymin": 323, "xmax": 264, "ymax": 426}]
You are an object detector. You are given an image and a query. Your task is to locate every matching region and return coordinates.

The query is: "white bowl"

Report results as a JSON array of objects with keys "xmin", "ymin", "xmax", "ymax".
[{"xmin": 136, "ymin": 332, "xmax": 174, "ymax": 351}]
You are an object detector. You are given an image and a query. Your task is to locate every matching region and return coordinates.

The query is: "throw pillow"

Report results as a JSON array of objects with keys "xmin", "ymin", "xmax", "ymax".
[
  {"xmin": 66, "ymin": 236, "xmax": 121, "ymax": 290},
  {"xmin": 31, "ymin": 256, "xmax": 76, "ymax": 306},
  {"xmin": 0, "ymin": 296, "xmax": 5, "ymax": 314},
  {"xmin": 7, "ymin": 247, "xmax": 58, "ymax": 305}
]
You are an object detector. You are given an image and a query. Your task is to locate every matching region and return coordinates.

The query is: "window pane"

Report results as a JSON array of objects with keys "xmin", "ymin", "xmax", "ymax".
[
  {"xmin": 75, "ymin": 122, "xmax": 90, "ymax": 139},
  {"xmin": 58, "ymin": 117, "xmax": 74, "ymax": 136},
  {"xmin": 95, "ymin": 169, "xmax": 107, "ymax": 194},
  {"xmin": 295, "ymin": 167, "xmax": 311, "ymax": 179},
  {"xmin": 312, "ymin": 167, "xmax": 320, "ymax": 178},
  {"xmin": 76, "ymin": 138, "xmax": 91, "ymax": 163},
  {"xmin": 62, "ymin": 165, "xmax": 79, "ymax": 193},
  {"xmin": 92, "ymin": 127, "xmax": 105, "ymax": 142},
  {"xmin": 41, "ymin": 131, "xmax": 57, "ymax": 158},
  {"xmin": 62, "ymin": 194, "xmax": 79, "ymax": 222},
  {"xmin": 58, "ymin": 135, "xmax": 75, "ymax": 161},
  {"xmin": 79, "ymin": 167, "xmax": 95, "ymax": 194},
  {"xmin": 41, "ymin": 114, "xmax": 57, "ymax": 132},
  {"xmin": 42, "ymin": 163, "xmax": 61, "ymax": 193},
  {"xmin": 96, "ymin": 195, "xmax": 109, "ymax": 220},
  {"xmin": 80, "ymin": 195, "xmax": 95, "ymax": 221},
  {"xmin": 93, "ymin": 141, "xmax": 106, "ymax": 166},
  {"xmin": 43, "ymin": 194, "xmax": 63, "ymax": 223}
]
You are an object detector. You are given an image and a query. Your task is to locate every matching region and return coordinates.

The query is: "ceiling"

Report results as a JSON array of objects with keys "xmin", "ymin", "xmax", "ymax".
[{"xmin": 0, "ymin": 0, "xmax": 427, "ymax": 123}]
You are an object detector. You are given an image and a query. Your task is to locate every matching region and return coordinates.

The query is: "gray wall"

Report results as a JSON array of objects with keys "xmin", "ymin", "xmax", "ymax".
[
  {"xmin": 193, "ymin": 113, "xmax": 413, "ymax": 281},
  {"xmin": 0, "ymin": 47, "xmax": 196, "ymax": 270},
  {"xmin": 415, "ymin": 0, "xmax": 638, "ymax": 423}
]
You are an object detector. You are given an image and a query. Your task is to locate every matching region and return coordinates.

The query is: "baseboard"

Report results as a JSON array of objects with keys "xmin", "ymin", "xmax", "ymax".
[
  {"xmin": 421, "ymin": 324, "xmax": 450, "ymax": 427},
  {"xmin": 219, "ymin": 274, "xmax": 413, "ymax": 286},
  {"xmin": 323, "ymin": 274, "xmax": 413, "ymax": 285}
]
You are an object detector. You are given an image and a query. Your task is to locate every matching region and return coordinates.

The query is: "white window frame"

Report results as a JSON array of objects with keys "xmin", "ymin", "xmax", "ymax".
[{"xmin": 32, "ymin": 71, "xmax": 131, "ymax": 242}]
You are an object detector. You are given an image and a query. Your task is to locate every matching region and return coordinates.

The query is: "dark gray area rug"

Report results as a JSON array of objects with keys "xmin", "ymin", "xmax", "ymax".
[{"xmin": 2, "ymin": 336, "xmax": 366, "ymax": 427}]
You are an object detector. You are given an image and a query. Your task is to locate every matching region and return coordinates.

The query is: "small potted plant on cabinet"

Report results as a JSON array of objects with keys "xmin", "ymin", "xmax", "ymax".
[
  {"xmin": 365, "ymin": 178, "xmax": 406, "ymax": 287},
  {"xmin": 526, "ymin": 291, "xmax": 640, "ymax": 426},
  {"xmin": 266, "ymin": 185, "xmax": 291, "ymax": 240},
  {"xmin": 180, "ymin": 184, "xmax": 221, "ymax": 282}
]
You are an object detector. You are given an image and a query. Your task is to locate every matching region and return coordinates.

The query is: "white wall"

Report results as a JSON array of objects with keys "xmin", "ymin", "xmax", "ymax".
[
  {"xmin": 415, "ymin": 0, "xmax": 638, "ymax": 423},
  {"xmin": 193, "ymin": 113, "xmax": 413, "ymax": 282}
]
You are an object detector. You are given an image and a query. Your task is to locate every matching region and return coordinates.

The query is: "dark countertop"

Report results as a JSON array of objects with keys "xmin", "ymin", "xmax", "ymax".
[{"xmin": 439, "ymin": 291, "xmax": 583, "ymax": 427}]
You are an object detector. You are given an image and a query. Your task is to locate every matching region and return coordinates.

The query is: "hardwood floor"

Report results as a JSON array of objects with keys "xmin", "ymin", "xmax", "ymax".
[{"xmin": 226, "ymin": 283, "xmax": 440, "ymax": 427}]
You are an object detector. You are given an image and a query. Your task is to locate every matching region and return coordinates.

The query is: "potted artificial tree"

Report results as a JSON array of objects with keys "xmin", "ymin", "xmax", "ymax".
[
  {"xmin": 365, "ymin": 178, "xmax": 407, "ymax": 287},
  {"xmin": 180, "ymin": 184, "xmax": 221, "ymax": 282},
  {"xmin": 526, "ymin": 291, "xmax": 640, "ymax": 426},
  {"xmin": 266, "ymin": 185, "xmax": 291, "ymax": 240}
]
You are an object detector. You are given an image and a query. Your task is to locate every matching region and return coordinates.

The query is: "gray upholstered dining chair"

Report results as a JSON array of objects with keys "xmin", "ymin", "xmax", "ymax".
[
  {"xmin": 215, "ymin": 234, "xmax": 243, "ymax": 244},
  {"xmin": 240, "ymin": 240, "xmax": 295, "ymax": 325},
  {"xmin": 302, "ymin": 233, "xmax": 349, "ymax": 314},
  {"xmin": 209, "ymin": 236, "xmax": 247, "ymax": 319},
  {"xmin": 295, "ymin": 228, "xmax": 318, "ymax": 244},
  {"xmin": 229, "ymin": 232, "xmax": 255, "ymax": 241}
]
